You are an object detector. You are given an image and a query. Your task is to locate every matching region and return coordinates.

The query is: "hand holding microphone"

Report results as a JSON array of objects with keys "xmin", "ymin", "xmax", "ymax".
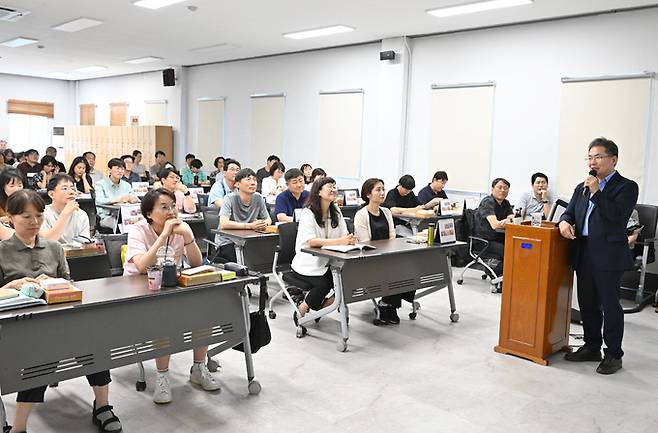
[{"xmin": 583, "ymin": 169, "xmax": 598, "ymax": 196}]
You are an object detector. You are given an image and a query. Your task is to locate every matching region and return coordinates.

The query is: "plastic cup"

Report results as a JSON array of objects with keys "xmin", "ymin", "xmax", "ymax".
[
  {"xmin": 147, "ymin": 266, "xmax": 163, "ymax": 291},
  {"xmin": 530, "ymin": 212, "xmax": 543, "ymax": 227}
]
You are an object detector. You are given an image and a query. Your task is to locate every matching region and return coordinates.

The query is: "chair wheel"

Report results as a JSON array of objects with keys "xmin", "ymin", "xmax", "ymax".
[
  {"xmin": 248, "ymin": 380, "xmax": 262, "ymax": 395},
  {"xmin": 268, "ymin": 310, "xmax": 276, "ymax": 319},
  {"xmin": 315, "ymin": 317, "xmax": 321, "ymax": 323},
  {"xmin": 207, "ymin": 358, "xmax": 220, "ymax": 372},
  {"xmin": 481, "ymin": 274, "xmax": 488, "ymax": 280},
  {"xmin": 409, "ymin": 312, "xmax": 417, "ymax": 320},
  {"xmin": 450, "ymin": 313, "xmax": 460, "ymax": 322},
  {"xmin": 296, "ymin": 326, "xmax": 307, "ymax": 338},
  {"xmin": 337, "ymin": 339, "xmax": 348, "ymax": 352},
  {"xmin": 50, "ymin": 382, "xmax": 59, "ymax": 388},
  {"xmin": 136, "ymin": 381, "xmax": 146, "ymax": 392},
  {"xmin": 413, "ymin": 301, "xmax": 420, "ymax": 310},
  {"xmin": 456, "ymin": 279, "xmax": 463, "ymax": 285}
]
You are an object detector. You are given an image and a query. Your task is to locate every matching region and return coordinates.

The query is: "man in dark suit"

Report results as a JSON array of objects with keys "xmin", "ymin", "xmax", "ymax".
[{"xmin": 558, "ymin": 137, "xmax": 638, "ymax": 375}]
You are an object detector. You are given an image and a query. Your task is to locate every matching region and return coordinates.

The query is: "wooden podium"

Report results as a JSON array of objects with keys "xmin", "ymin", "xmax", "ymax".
[{"xmin": 494, "ymin": 221, "xmax": 573, "ymax": 365}]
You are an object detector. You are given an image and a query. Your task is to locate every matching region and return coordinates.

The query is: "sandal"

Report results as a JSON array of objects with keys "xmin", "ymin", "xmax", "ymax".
[{"xmin": 92, "ymin": 400, "xmax": 122, "ymax": 432}]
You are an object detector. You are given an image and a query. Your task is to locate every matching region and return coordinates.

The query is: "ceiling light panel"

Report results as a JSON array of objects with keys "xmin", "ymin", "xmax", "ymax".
[
  {"xmin": 133, "ymin": 0, "xmax": 189, "ymax": 10},
  {"xmin": 124, "ymin": 56, "xmax": 163, "ymax": 64},
  {"xmin": 1, "ymin": 37, "xmax": 39, "ymax": 48},
  {"xmin": 189, "ymin": 43, "xmax": 238, "ymax": 53},
  {"xmin": 75, "ymin": 65, "xmax": 107, "ymax": 72},
  {"xmin": 283, "ymin": 25, "xmax": 354, "ymax": 40},
  {"xmin": 427, "ymin": 0, "xmax": 533, "ymax": 18},
  {"xmin": 52, "ymin": 17, "xmax": 103, "ymax": 32}
]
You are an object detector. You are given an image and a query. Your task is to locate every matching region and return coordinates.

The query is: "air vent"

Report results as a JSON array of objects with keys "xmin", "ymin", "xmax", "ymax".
[
  {"xmin": 0, "ymin": 6, "xmax": 31, "ymax": 22},
  {"xmin": 53, "ymin": 126, "xmax": 64, "ymax": 136}
]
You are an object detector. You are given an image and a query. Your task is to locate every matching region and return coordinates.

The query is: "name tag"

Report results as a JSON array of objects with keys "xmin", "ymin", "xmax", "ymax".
[{"xmin": 521, "ymin": 243, "xmax": 533, "ymax": 249}]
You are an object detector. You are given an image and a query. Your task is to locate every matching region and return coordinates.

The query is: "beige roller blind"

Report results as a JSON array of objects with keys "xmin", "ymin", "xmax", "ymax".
[
  {"xmin": 143, "ymin": 100, "xmax": 168, "ymax": 125},
  {"xmin": 110, "ymin": 102, "xmax": 128, "ymax": 126},
  {"xmin": 197, "ymin": 98, "xmax": 225, "ymax": 169},
  {"xmin": 319, "ymin": 90, "xmax": 363, "ymax": 179},
  {"xmin": 556, "ymin": 76, "xmax": 652, "ymax": 198},
  {"xmin": 430, "ymin": 83, "xmax": 495, "ymax": 193},
  {"xmin": 7, "ymin": 99, "xmax": 54, "ymax": 118},
  {"xmin": 80, "ymin": 104, "xmax": 96, "ymax": 125},
  {"xmin": 251, "ymin": 94, "xmax": 285, "ymax": 168}
]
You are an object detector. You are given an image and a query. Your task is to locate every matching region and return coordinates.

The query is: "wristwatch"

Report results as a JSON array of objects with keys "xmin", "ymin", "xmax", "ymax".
[
  {"xmin": 183, "ymin": 191, "xmax": 191, "ymax": 196},
  {"xmin": 541, "ymin": 200, "xmax": 548, "ymax": 203}
]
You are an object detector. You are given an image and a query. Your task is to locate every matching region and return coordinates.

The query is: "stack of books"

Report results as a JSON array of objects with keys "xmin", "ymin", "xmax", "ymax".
[
  {"xmin": 177, "ymin": 265, "xmax": 237, "ymax": 287},
  {"xmin": 41, "ymin": 278, "xmax": 83, "ymax": 304}
]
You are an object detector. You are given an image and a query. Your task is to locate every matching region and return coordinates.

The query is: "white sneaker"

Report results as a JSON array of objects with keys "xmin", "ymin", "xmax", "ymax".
[
  {"xmin": 190, "ymin": 363, "xmax": 221, "ymax": 392},
  {"xmin": 153, "ymin": 371, "xmax": 172, "ymax": 404}
]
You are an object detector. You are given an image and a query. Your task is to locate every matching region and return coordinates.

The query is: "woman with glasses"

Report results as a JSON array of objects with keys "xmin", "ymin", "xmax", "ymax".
[
  {"xmin": 123, "ymin": 188, "xmax": 218, "ymax": 404},
  {"xmin": 291, "ymin": 177, "xmax": 356, "ymax": 319},
  {"xmin": 158, "ymin": 166, "xmax": 197, "ymax": 214}
]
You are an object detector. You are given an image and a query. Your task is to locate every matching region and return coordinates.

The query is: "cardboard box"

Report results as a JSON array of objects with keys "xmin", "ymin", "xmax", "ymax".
[{"xmin": 45, "ymin": 286, "xmax": 83, "ymax": 304}]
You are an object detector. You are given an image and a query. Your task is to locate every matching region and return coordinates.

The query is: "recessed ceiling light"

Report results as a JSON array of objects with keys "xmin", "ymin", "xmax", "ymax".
[
  {"xmin": 124, "ymin": 56, "xmax": 164, "ymax": 64},
  {"xmin": 133, "ymin": 0, "xmax": 188, "ymax": 9},
  {"xmin": 75, "ymin": 65, "xmax": 107, "ymax": 72},
  {"xmin": 44, "ymin": 72, "xmax": 70, "ymax": 79},
  {"xmin": 0, "ymin": 37, "xmax": 39, "ymax": 48},
  {"xmin": 427, "ymin": 0, "xmax": 533, "ymax": 18},
  {"xmin": 52, "ymin": 17, "xmax": 103, "ymax": 32},
  {"xmin": 283, "ymin": 25, "xmax": 354, "ymax": 40},
  {"xmin": 188, "ymin": 43, "xmax": 238, "ymax": 53}
]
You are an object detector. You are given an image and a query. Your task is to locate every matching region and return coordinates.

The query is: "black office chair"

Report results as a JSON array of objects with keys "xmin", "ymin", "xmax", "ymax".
[
  {"xmin": 197, "ymin": 193, "xmax": 209, "ymax": 207},
  {"xmin": 201, "ymin": 208, "xmax": 221, "ymax": 261},
  {"xmin": 620, "ymin": 204, "xmax": 658, "ymax": 313},
  {"xmin": 455, "ymin": 209, "xmax": 502, "ymax": 293},
  {"xmin": 98, "ymin": 233, "xmax": 129, "ymax": 276},
  {"xmin": 267, "ymin": 222, "xmax": 314, "ymax": 337},
  {"xmin": 68, "ymin": 254, "xmax": 112, "ymax": 281}
]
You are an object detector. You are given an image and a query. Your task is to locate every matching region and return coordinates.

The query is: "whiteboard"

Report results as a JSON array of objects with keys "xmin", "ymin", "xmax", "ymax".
[
  {"xmin": 196, "ymin": 98, "xmax": 225, "ymax": 170},
  {"xmin": 251, "ymin": 95, "xmax": 285, "ymax": 169},
  {"xmin": 557, "ymin": 77, "xmax": 651, "ymax": 198},
  {"xmin": 430, "ymin": 84, "xmax": 495, "ymax": 193},
  {"xmin": 143, "ymin": 100, "xmax": 168, "ymax": 125},
  {"xmin": 319, "ymin": 91, "xmax": 363, "ymax": 179}
]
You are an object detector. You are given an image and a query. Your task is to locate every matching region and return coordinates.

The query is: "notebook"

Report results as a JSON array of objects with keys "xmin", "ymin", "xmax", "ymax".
[
  {"xmin": 321, "ymin": 244, "xmax": 376, "ymax": 253},
  {"xmin": 0, "ymin": 288, "xmax": 19, "ymax": 301}
]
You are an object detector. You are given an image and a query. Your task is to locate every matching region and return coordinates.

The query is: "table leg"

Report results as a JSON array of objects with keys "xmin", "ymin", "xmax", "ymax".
[
  {"xmin": 332, "ymin": 268, "xmax": 349, "ymax": 352},
  {"xmin": 235, "ymin": 245, "xmax": 246, "ymax": 267},
  {"xmin": 0, "ymin": 392, "xmax": 7, "ymax": 431},
  {"xmin": 445, "ymin": 254, "xmax": 459, "ymax": 322},
  {"xmin": 239, "ymin": 286, "xmax": 261, "ymax": 395},
  {"xmin": 411, "ymin": 222, "xmax": 419, "ymax": 236}
]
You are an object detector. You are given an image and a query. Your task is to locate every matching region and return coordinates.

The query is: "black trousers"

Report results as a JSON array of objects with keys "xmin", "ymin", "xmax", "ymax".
[
  {"xmin": 382, "ymin": 291, "xmax": 415, "ymax": 308},
  {"xmin": 17, "ymin": 370, "xmax": 111, "ymax": 403},
  {"xmin": 290, "ymin": 269, "xmax": 334, "ymax": 311},
  {"xmin": 576, "ymin": 239, "xmax": 625, "ymax": 358}
]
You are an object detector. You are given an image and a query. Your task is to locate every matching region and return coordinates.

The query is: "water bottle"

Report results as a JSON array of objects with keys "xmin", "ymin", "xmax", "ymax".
[{"xmin": 427, "ymin": 223, "xmax": 436, "ymax": 246}]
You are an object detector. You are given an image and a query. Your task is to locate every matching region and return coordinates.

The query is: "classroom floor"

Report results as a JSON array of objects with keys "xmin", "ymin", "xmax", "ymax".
[{"xmin": 4, "ymin": 271, "xmax": 657, "ymax": 433}]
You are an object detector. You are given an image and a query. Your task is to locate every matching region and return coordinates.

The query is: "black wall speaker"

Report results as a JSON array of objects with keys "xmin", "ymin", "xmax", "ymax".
[{"xmin": 163, "ymin": 68, "xmax": 175, "ymax": 87}]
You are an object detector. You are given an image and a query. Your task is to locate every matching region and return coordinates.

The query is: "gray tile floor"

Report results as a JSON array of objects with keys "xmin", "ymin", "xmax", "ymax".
[{"xmin": 3, "ymin": 272, "xmax": 657, "ymax": 433}]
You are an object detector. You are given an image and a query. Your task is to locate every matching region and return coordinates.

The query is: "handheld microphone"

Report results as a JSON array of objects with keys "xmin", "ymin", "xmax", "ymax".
[{"xmin": 583, "ymin": 169, "xmax": 597, "ymax": 196}]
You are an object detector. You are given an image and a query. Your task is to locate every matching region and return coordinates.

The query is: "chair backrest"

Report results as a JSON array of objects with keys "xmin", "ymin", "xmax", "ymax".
[
  {"xmin": 276, "ymin": 222, "xmax": 299, "ymax": 266},
  {"xmin": 635, "ymin": 203, "xmax": 658, "ymax": 240},
  {"xmin": 458, "ymin": 209, "xmax": 476, "ymax": 241},
  {"xmin": 197, "ymin": 193, "xmax": 209, "ymax": 207},
  {"xmin": 67, "ymin": 254, "xmax": 112, "ymax": 281},
  {"xmin": 202, "ymin": 209, "xmax": 220, "ymax": 240},
  {"xmin": 548, "ymin": 199, "xmax": 569, "ymax": 222},
  {"xmin": 99, "ymin": 233, "xmax": 129, "ymax": 276}
]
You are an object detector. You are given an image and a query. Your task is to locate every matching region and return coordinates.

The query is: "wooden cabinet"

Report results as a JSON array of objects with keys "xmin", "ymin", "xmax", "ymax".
[
  {"xmin": 494, "ymin": 221, "xmax": 574, "ymax": 365},
  {"xmin": 63, "ymin": 126, "xmax": 173, "ymax": 175}
]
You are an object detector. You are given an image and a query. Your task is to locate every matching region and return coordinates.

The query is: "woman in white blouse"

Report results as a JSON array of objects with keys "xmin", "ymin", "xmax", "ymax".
[
  {"xmin": 261, "ymin": 161, "xmax": 286, "ymax": 204},
  {"xmin": 291, "ymin": 176, "xmax": 356, "ymax": 318},
  {"xmin": 353, "ymin": 178, "xmax": 412, "ymax": 325}
]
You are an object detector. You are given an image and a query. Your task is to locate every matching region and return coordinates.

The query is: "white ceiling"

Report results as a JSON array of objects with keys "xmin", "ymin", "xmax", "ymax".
[{"xmin": 0, "ymin": 0, "xmax": 656, "ymax": 80}]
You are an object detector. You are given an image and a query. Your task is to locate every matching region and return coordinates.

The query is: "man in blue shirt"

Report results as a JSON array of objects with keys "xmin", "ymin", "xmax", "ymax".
[
  {"xmin": 274, "ymin": 168, "xmax": 309, "ymax": 222},
  {"xmin": 559, "ymin": 137, "xmax": 638, "ymax": 375},
  {"xmin": 418, "ymin": 171, "xmax": 449, "ymax": 205},
  {"xmin": 95, "ymin": 158, "xmax": 139, "ymax": 229},
  {"xmin": 208, "ymin": 159, "xmax": 240, "ymax": 208}
]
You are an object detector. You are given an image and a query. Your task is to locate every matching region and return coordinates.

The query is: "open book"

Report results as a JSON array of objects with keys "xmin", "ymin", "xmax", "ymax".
[{"xmin": 321, "ymin": 244, "xmax": 376, "ymax": 253}]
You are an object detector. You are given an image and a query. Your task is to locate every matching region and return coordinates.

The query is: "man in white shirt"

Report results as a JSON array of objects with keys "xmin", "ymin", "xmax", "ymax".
[
  {"xmin": 41, "ymin": 174, "xmax": 91, "ymax": 243},
  {"xmin": 84, "ymin": 151, "xmax": 104, "ymax": 184}
]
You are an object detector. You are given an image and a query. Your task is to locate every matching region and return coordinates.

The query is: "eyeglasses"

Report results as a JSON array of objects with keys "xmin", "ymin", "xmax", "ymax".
[
  {"xmin": 158, "ymin": 204, "xmax": 177, "ymax": 212},
  {"xmin": 585, "ymin": 154, "xmax": 611, "ymax": 162},
  {"xmin": 166, "ymin": 175, "xmax": 181, "ymax": 182}
]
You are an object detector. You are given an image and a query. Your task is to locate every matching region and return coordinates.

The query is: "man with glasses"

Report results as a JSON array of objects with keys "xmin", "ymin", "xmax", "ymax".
[
  {"xmin": 559, "ymin": 137, "xmax": 638, "ymax": 375},
  {"xmin": 208, "ymin": 158, "xmax": 241, "ymax": 208},
  {"xmin": 40, "ymin": 174, "xmax": 90, "ymax": 243},
  {"xmin": 95, "ymin": 158, "xmax": 139, "ymax": 229},
  {"xmin": 418, "ymin": 170, "xmax": 449, "ymax": 205},
  {"xmin": 274, "ymin": 168, "xmax": 309, "ymax": 222}
]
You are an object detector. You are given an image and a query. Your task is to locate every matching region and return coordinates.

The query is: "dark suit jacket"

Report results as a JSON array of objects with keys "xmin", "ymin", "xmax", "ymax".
[{"xmin": 559, "ymin": 171, "xmax": 638, "ymax": 272}]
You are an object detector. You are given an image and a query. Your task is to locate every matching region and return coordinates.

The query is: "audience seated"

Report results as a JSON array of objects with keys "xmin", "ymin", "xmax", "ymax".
[
  {"xmin": 120, "ymin": 154, "xmax": 141, "ymax": 184},
  {"xmin": 34, "ymin": 155, "xmax": 58, "ymax": 190},
  {"xmin": 290, "ymin": 176, "xmax": 352, "ymax": 318},
  {"xmin": 418, "ymin": 170, "xmax": 449, "ymax": 205},
  {"xmin": 518, "ymin": 172, "xmax": 554, "ymax": 219},
  {"xmin": 132, "ymin": 149, "xmax": 146, "ymax": 179},
  {"xmin": 84, "ymin": 151, "xmax": 104, "ymax": 184},
  {"xmin": 261, "ymin": 161, "xmax": 286, "ymax": 204},
  {"xmin": 123, "ymin": 188, "xmax": 218, "ymax": 404},
  {"xmin": 384, "ymin": 174, "xmax": 438, "ymax": 237},
  {"xmin": 45, "ymin": 146, "xmax": 66, "ymax": 173},
  {"xmin": 95, "ymin": 158, "xmax": 139, "ymax": 229},
  {"xmin": 256, "ymin": 154, "xmax": 280, "ymax": 193},
  {"xmin": 274, "ymin": 168, "xmax": 309, "ymax": 222},
  {"xmin": 149, "ymin": 150, "xmax": 167, "ymax": 182},
  {"xmin": 355, "ymin": 178, "xmax": 413, "ymax": 324},
  {"xmin": 301, "ymin": 163, "xmax": 313, "ymax": 184},
  {"xmin": 4, "ymin": 149, "xmax": 16, "ymax": 166},
  {"xmin": 180, "ymin": 153, "xmax": 195, "ymax": 180},
  {"xmin": 304, "ymin": 167, "xmax": 326, "ymax": 191},
  {"xmin": 68, "ymin": 156, "xmax": 94, "ymax": 194},
  {"xmin": 0, "ymin": 189, "xmax": 122, "ymax": 433},
  {"xmin": 40, "ymin": 174, "xmax": 90, "ymax": 243},
  {"xmin": 208, "ymin": 158, "xmax": 240, "ymax": 208},
  {"xmin": 0, "ymin": 168, "xmax": 25, "ymax": 223},
  {"xmin": 16, "ymin": 149, "xmax": 41, "ymax": 178},
  {"xmin": 474, "ymin": 177, "xmax": 514, "ymax": 267},
  {"xmin": 182, "ymin": 159, "xmax": 207, "ymax": 186},
  {"xmin": 209, "ymin": 156, "xmax": 225, "ymax": 182},
  {"xmin": 159, "ymin": 167, "xmax": 197, "ymax": 214}
]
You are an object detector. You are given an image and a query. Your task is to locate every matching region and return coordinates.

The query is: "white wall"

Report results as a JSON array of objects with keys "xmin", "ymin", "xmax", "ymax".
[
  {"xmin": 77, "ymin": 70, "xmax": 184, "ymax": 163},
  {"xmin": 406, "ymin": 9, "xmax": 658, "ymax": 205},
  {"xmin": 0, "ymin": 73, "xmax": 75, "ymax": 145}
]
